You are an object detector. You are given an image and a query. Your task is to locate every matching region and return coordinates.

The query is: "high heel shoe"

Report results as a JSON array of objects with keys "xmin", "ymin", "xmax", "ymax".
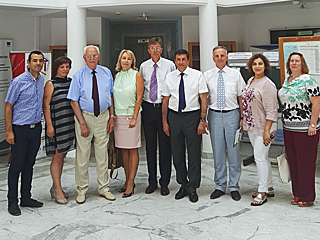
[
  {"xmin": 50, "ymin": 187, "xmax": 67, "ymax": 204},
  {"xmin": 119, "ymin": 183, "xmax": 135, "ymax": 193},
  {"xmin": 122, "ymin": 184, "xmax": 135, "ymax": 198}
]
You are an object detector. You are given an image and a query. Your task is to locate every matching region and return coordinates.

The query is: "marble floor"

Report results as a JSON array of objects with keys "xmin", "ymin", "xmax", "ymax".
[{"xmin": 1, "ymin": 142, "xmax": 320, "ymax": 240}]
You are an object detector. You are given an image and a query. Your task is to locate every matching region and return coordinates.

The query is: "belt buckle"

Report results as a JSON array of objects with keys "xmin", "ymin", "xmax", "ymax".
[
  {"xmin": 153, "ymin": 103, "xmax": 160, "ymax": 107},
  {"xmin": 30, "ymin": 124, "xmax": 35, "ymax": 128}
]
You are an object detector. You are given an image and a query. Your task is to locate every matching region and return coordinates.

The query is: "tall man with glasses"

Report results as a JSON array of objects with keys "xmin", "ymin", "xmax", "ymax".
[
  {"xmin": 140, "ymin": 37, "xmax": 175, "ymax": 196},
  {"xmin": 204, "ymin": 46, "xmax": 245, "ymax": 201},
  {"xmin": 67, "ymin": 45, "xmax": 115, "ymax": 204},
  {"xmin": 162, "ymin": 49, "xmax": 208, "ymax": 203},
  {"xmin": 5, "ymin": 50, "xmax": 45, "ymax": 216}
]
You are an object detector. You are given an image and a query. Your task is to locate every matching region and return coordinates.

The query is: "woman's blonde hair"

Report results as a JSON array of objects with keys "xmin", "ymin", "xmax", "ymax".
[{"xmin": 115, "ymin": 49, "xmax": 138, "ymax": 72}]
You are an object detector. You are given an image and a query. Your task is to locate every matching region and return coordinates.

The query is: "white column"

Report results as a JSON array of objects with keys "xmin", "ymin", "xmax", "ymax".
[
  {"xmin": 67, "ymin": 0, "xmax": 87, "ymax": 76},
  {"xmin": 34, "ymin": 16, "xmax": 40, "ymax": 50},
  {"xmin": 199, "ymin": 0, "xmax": 218, "ymax": 157}
]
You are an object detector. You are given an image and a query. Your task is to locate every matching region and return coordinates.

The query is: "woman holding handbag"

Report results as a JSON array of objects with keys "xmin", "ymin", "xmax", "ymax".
[{"xmin": 278, "ymin": 52, "xmax": 320, "ymax": 207}]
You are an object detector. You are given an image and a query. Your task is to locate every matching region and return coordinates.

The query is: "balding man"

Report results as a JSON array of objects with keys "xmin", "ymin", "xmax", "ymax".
[{"xmin": 67, "ymin": 45, "xmax": 115, "ymax": 204}]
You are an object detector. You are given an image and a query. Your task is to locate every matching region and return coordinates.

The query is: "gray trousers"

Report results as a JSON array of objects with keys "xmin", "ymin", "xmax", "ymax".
[{"xmin": 168, "ymin": 110, "xmax": 201, "ymax": 192}]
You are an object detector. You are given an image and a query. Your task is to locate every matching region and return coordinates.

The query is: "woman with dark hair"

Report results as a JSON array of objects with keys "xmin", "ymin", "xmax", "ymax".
[
  {"xmin": 278, "ymin": 52, "xmax": 320, "ymax": 207},
  {"xmin": 242, "ymin": 54, "xmax": 278, "ymax": 206},
  {"xmin": 113, "ymin": 49, "xmax": 144, "ymax": 198},
  {"xmin": 43, "ymin": 56, "xmax": 75, "ymax": 204}
]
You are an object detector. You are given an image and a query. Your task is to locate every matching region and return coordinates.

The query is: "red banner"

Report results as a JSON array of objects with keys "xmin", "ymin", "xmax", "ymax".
[{"xmin": 9, "ymin": 53, "xmax": 25, "ymax": 79}]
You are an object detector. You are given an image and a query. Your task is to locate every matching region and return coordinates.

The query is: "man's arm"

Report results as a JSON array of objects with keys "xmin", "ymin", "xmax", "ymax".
[
  {"xmin": 70, "ymin": 100, "xmax": 89, "ymax": 137},
  {"xmin": 162, "ymin": 96, "xmax": 170, "ymax": 137},
  {"xmin": 197, "ymin": 92, "xmax": 209, "ymax": 135},
  {"xmin": 5, "ymin": 102, "xmax": 14, "ymax": 145},
  {"xmin": 107, "ymin": 95, "xmax": 114, "ymax": 134}
]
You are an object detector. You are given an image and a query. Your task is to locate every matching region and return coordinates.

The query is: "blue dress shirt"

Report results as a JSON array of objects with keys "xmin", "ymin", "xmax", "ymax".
[
  {"xmin": 67, "ymin": 65, "xmax": 113, "ymax": 113},
  {"xmin": 5, "ymin": 69, "xmax": 44, "ymax": 125}
]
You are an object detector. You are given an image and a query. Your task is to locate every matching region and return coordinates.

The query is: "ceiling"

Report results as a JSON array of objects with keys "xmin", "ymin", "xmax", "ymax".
[{"xmin": 0, "ymin": 0, "xmax": 319, "ymax": 20}]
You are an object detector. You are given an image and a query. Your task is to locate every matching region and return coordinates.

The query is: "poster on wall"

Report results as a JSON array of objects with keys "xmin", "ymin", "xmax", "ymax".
[
  {"xmin": 9, "ymin": 51, "xmax": 51, "ymax": 158},
  {"xmin": 0, "ymin": 39, "xmax": 12, "ymax": 147}
]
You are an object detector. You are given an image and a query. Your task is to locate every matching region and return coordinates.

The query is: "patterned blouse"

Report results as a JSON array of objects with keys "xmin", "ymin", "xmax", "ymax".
[
  {"xmin": 242, "ymin": 76, "xmax": 278, "ymax": 137},
  {"xmin": 278, "ymin": 74, "xmax": 320, "ymax": 132}
]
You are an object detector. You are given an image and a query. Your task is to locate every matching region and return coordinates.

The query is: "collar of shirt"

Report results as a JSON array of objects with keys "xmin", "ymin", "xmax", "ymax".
[
  {"xmin": 176, "ymin": 66, "xmax": 191, "ymax": 77},
  {"xmin": 150, "ymin": 57, "xmax": 163, "ymax": 68},
  {"xmin": 214, "ymin": 65, "xmax": 228, "ymax": 74}
]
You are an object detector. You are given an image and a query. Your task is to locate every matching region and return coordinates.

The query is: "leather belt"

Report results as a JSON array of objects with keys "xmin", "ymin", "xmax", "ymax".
[
  {"xmin": 210, "ymin": 109, "xmax": 233, "ymax": 113},
  {"xmin": 13, "ymin": 122, "xmax": 41, "ymax": 128}
]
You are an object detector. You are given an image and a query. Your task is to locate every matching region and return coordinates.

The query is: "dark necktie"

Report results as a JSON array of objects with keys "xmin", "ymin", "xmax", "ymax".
[
  {"xmin": 178, "ymin": 72, "xmax": 186, "ymax": 114},
  {"xmin": 92, "ymin": 70, "xmax": 100, "ymax": 117}
]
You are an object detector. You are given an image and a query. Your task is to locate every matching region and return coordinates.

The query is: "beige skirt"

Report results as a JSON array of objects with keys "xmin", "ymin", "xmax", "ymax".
[{"xmin": 114, "ymin": 113, "xmax": 141, "ymax": 149}]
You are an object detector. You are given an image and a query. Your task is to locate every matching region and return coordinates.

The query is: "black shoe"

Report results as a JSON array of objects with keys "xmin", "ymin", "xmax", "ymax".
[
  {"xmin": 160, "ymin": 186, "xmax": 170, "ymax": 196},
  {"xmin": 145, "ymin": 184, "xmax": 158, "ymax": 194},
  {"xmin": 231, "ymin": 191, "xmax": 241, "ymax": 201},
  {"xmin": 20, "ymin": 198, "xmax": 43, "ymax": 208},
  {"xmin": 122, "ymin": 189, "xmax": 134, "ymax": 198},
  {"xmin": 175, "ymin": 187, "xmax": 188, "ymax": 200},
  {"xmin": 8, "ymin": 204, "xmax": 21, "ymax": 216},
  {"xmin": 210, "ymin": 189, "xmax": 225, "ymax": 199},
  {"xmin": 189, "ymin": 191, "xmax": 198, "ymax": 203},
  {"xmin": 119, "ymin": 183, "xmax": 135, "ymax": 193}
]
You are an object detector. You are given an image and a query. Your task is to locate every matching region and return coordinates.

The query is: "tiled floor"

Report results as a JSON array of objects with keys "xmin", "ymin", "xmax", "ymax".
[{"xmin": 0, "ymin": 141, "xmax": 320, "ymax": 239}]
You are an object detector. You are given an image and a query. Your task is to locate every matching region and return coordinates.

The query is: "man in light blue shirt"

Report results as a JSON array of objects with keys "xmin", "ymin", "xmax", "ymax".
[
  {"xmin": 67, "ymin": 45, "xmax": 115, "ymax": 204},
  {"xmin": 5, "ymin": 50, "xmax": 45, "ymax": 216}
]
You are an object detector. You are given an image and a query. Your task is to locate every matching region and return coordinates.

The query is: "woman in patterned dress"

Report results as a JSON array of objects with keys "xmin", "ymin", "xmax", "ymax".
[
  {"xmin": 43, "ymin": 56, "xmax": 75, "ymax": 204},
  {"xmin": 278, "ymin": 52, "xmax": 320, "ymax": 207},
  {"xmin": 242, "ymin": 54, "xmax": 278, "ymax": 206}
]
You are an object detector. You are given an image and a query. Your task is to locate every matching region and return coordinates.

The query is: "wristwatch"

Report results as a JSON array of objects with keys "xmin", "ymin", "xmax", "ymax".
[
  {"xmin": 310, "ymin": 123, "xmax": 316, "ymax": 128},
  {"xmin": 200, "ymin": 117, "xmax": 206, "ymax": 122}
]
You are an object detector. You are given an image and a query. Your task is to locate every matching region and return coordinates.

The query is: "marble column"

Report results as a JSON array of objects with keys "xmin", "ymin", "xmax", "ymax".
[
  {"xmin": 67, "ymin": 0, "xmax": 87, "ymax": 76},
  {"xmin": 199, "ymin": 0, "xmax": 218, "ymax": 157}
]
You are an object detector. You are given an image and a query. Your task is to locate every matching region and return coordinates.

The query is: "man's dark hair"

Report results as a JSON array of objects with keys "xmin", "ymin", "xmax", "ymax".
[
  {"xmin": 52, "ymin": 56, "xmax": 72, "ymax": 78},
  {"xmin": 175, "ymin": 49, "xmax": 189, "ymax": 60},
  {"xmin": 27, "ymin": 50, "xmax": 44, "ymax": 62},
  {"xmin": 148, "ymin": 37, "xmax": 162, "ymax": 47}
]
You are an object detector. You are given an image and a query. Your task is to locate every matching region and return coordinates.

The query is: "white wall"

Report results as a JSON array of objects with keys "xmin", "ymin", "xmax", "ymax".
[
  {"xmin": 51, "ymin": 17, "xmax": 101, "ymax": 47},
  {"xmin": 182, "ymin": 16, "xmax": 199, "ymax": 50},
  {"xmin": 0, "ymin": 14, "xmax": 35, "ymax": 51}
]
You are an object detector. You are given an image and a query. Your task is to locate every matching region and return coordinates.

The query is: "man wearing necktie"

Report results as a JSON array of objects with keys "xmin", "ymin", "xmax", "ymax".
[
  {"xmin": 204, "ymin": 46, "xmax": 245, "ymax": 201},
  {"xmin": 67, "ymin": 45, "xmax": 115, "ymax": 204},
  {"xmin": 140, "ymin": 37, "xmax": 175, "ymax": 196},
  {"xmin": 162, "ymin": 49, "xmax": 208, "ymax": 203}
]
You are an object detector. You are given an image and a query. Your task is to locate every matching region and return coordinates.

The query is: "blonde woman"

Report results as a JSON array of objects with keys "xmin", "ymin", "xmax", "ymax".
[{"xmin": 113, "ymin": 49, "xmax": 144, "ymax": 198}]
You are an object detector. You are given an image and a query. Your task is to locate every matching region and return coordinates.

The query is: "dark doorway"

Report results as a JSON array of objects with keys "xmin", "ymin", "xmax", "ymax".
[{"xmin": 124, "ymin": 36, "xmax": 166, "ymax": 70}]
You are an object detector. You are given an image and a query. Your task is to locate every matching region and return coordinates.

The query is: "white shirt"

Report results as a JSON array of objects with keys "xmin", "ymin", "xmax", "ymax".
[
  {"xmin": 163, "ymin": 67, "xmax": 208, "ymax": 112},
  {"xmin": 140, "ymin": 57, "xmax": 176, "ymax": 104},
  {"xmin": 204, "ymin": 66, "xmax": 245, "ymax": 110}
]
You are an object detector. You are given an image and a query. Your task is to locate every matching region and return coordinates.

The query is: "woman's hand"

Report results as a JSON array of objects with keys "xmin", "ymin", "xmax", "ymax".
[
  {"xmin": 46, "ymin": 125, "xmax": 55, "ymax": 138},
  {"xmin": 263, "ymin": 131, "xmax": 272, "ymax": 146},
  {"xmin": 129, "ymin": 116, "xmax": 137, "ymax": 128},
  {"xmin": 308, "ymin": 125, "xmax": 317, "ymax": 136}
]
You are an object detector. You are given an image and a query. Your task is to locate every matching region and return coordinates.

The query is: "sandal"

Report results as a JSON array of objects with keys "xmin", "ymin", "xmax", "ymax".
[
  {"xmin": 252, "ymin": 188, "xmax": 274, "ymax": 198},
  {"xmin": 291, "ymin": 197, "xmax": 299, "ymax": 205},
  {"xmin": 298, "ymin": 201, "xmax": 313, "ymax": 207},
  {"xmin": 251, "ymin": 193, "xmax": 267, "ymax": 206}
]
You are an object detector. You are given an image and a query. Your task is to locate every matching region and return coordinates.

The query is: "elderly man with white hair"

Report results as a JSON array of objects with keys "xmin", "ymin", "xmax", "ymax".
[{"xmin": 67, "ymin": 45, "xmax": 115, "ymax": 204}]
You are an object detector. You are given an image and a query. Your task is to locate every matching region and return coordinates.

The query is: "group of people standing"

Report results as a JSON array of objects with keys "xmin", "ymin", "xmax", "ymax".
[{"xmin": 5, "ymin": 37, "xmax": 320, "ymax": 216}]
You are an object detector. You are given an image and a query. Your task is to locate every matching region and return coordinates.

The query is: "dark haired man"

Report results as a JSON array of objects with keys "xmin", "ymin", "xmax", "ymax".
[
  {"xmin": 5, "ymin": 50, "xmax": 45, "ymax": 216},
  {"xmin": 140, "ymin": 37, "xmax": 175, "ymax": 195},
  {"xmin": 162, "ymin": 49, "xmax": 208, "ymax": 203}
]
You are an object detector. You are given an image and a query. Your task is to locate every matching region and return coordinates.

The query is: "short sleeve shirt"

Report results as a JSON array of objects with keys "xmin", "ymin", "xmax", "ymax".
[{"xmin": 278, "ymin": 74, "xmax": 320, "ymax": 132}]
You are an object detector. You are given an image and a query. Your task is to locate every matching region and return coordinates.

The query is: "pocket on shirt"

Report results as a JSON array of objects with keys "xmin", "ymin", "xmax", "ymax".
[{"xmin": 225, "ymin": 82, "xmax": 237, "ymax": 95}]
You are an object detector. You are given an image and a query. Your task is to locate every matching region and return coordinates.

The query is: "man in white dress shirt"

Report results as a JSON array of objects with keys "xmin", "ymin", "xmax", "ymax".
[
  {"xmin": 204, "ymin": 46, "xmax": 245, "ymax": 201},
  {"xmin": 140, "ymin": 37, "xmax": 176, "ymax": 196},
  {"xmin": 162, "ymin": 49, "xmax": 208, "ymax": 203}
]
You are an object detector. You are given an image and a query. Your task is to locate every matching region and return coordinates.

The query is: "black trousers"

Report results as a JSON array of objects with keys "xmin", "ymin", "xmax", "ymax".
[
  {"xmin": 168, "ymin": 110, "xmax": 201, "ymax": 192},
  {"xmin": 142, "ymin": 101, "xmax": 172, "ymax": 186},
  {"xmin": 7, "ymin": 123, "xmax": 41, "ymax": 205}
]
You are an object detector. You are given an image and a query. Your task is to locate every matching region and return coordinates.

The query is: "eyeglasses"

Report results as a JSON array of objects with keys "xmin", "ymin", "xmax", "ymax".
[
  {"xmin": 85, "ymin": 55, "xmax": 99, "ymax": 59},
  {"xmin": 150, "ymin": 47, "xmax": 161, "ymax": 51}
]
